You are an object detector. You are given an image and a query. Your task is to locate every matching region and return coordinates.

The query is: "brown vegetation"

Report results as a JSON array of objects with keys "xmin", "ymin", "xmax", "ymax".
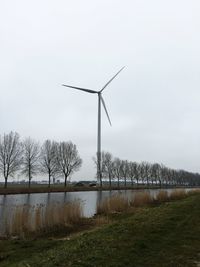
[
  {"xmin": 96, "ymin": 189, "xmax": 193, "ymax": 215},
  {"xmin": 2, "ymin": 188, "xmax": 199, "ymax": 239},
  {"xmin": 4, "ymin": 201, "xmax": 83, "ymax": 238},
  {"xmin": 130, "ymin": 191, "xmax": 153, "ymax": 207},
  {"xmin": 156, "ymin": 190, "xmax": 169, "ymax": 202},
  {"xmin": 187, "ymin": 188, "xmax": 200, "ymax": 195},
  {"xmin": 169, "ymin": 189, "xmax": 187, "ymax": 200},
  {"xmin": 97, "ymin": 194, "xmax": 129, "ymax": 215}
]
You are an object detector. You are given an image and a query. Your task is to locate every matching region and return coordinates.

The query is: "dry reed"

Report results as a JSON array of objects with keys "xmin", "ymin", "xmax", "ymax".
[
  {"xmin": 156, "ymin": 190, "xmax": 169, "ymax": 203},
  {"xmin": 95, "ymin": 216, "xmax": 110, "ymax": 226},
  {"xmin": 97, "ymin": 194, "xmax": 129, "ymax": 215},
  {"xmin": 169, "ymin": 189, "xmax": 187, "ymax": 200},
  {"xmin": 3, "ymin": 188, "xmax": 200, "ymax": 238},
  {"xmin": 130, "ymin": 191, "xmax": 153, "ymax": 207},
  {"xmin": 4, "ymin": 200, "xmax": 83, "ymax": 238},
  {"xmin": 187, "ymin": 188, "xmax": 200, "ymax": 196},
  {"xmin": 34, "ymin": 204, "xmax": 43, "ymax": 231}
]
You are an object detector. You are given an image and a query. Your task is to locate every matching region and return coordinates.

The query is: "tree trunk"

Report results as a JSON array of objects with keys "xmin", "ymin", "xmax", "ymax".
[
  {"xmin": 4, "ymin": 177, "xmax": 8, "ymax": 189},
  {"xmin": 131, "ymin": 178, "xmax": 134, "ymax": 186},
  {"xmin": 124, "ymin": 177, "xmax": 126, "ymax": 187},
  {"xmin": 28, "ymin": 169, "xmax": 31, "ymax": 188},
  {"xmin": 28, "ymin": 164, "xmax": 31, "ymax": 188},
  {"xmin": 100, "ymin": 173, "xmax": 102, "ymax": 187},
  {"xmin": 109, "ymin": 175, "xmax": 111, "ymax": 188},
  {"xmin": 48, "ymin": 173, "xmax": 51, "ymax": 188}
]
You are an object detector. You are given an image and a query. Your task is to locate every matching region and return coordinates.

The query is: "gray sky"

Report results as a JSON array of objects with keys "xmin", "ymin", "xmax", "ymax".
[{"xmin": 1, "ymin": 0, "xmax": 200, "ymax": 181}]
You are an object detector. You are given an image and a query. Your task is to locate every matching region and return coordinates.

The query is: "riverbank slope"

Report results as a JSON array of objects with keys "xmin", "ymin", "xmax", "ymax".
[{"xmin": 1, "ymin": 193, "xmax": 200, "ymax": 266}]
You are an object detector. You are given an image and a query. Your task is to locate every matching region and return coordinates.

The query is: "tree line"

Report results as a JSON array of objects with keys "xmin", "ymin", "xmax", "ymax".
[
  {"xmin": 0, "ymin": 132, "xmax": 82, "ymax": 188},
  {"xmin": 1, "ymin": 132, "xmax": 199, "ymax": 189},
  {"xmin": 100, "ymin": 151, "xmax": 200, "ymax": 187}
]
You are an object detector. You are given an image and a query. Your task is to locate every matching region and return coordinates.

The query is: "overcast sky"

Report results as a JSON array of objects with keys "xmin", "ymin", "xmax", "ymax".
[{"xmin": 1, "ymin": 0, "xmax": 200, "ymax": 181}]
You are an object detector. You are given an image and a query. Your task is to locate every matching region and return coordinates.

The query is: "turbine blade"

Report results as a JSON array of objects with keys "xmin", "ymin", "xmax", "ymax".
[
  {"xmin": 100, "ymin": 66, "xmax": 125, "ymax": 92},
  {"xmin": 100, "ymin": 95, "xmax": 112, "ymax": 126},
  {"xmin": 62, "ymin": 84, "xmax": 98, "ymax": 94}
]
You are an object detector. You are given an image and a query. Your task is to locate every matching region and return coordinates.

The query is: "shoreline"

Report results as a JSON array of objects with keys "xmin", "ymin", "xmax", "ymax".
[
  {"xmin": 1, "ymin": 192, "xmax": 200, "ymax": 266},
  {"xmin": 0, "ymin": 184, "xmax": 198, "ymax": 195}
]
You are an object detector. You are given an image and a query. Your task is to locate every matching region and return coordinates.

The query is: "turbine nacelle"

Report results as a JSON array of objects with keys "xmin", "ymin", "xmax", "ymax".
[{"xmin": 62, "ymin": 66, "xmax": 125, "ymax": 126}]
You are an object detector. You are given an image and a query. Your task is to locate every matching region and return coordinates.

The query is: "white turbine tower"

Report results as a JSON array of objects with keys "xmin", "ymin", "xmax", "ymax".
[{"xmin": 62, "ymin": 67, "xmax": 125, "ymax": 186}]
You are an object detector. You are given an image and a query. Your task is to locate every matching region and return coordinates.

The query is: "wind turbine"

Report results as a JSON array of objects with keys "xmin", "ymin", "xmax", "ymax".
[{"xmin": 62, "ymin": 67, "xmax": 125, "ymax": 187}]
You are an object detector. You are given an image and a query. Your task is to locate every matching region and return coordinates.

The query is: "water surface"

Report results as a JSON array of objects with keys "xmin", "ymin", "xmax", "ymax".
[{"xmin": 0, "ymin": 188, "xmax": 194, "ymax": 235}]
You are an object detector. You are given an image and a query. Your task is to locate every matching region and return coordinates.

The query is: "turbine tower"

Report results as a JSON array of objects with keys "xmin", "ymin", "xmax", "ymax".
[{"xmin": 62, "ymin": 67, "xmax": 125, "ymax": 186}]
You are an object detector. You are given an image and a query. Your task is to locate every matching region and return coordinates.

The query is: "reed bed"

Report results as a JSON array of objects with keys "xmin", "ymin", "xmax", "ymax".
[
  {"xmin": 2, "ymin": 188, "xmax": 200, "ymax": 237},
  {"xmin": 187, "ymin": 188, "xmax": 200, "ymax": 195},
  {"xmin": 130, "ymin": 191, "xmax": 154, "ymax": 207},
  {"xmin": 95, "ymin": 215, "xmax": 110, "ymax": 226},
  {"xmin": 97, "ymin": 192, "xmax": 153, "ymax": 215},
  {"xmin": 4, "ymin": 200, "xmax": 83, "ymax": 238},
  {"xmin": 169, "ymin": 189, "xmax": 187, "ymax": 200},
  {"xmin": 96, "ymin": 189, "xmax": 198, "ymax": 215},
  {"xmin": 156, "ymin": 190, "xmax": 169, "ymax": 202},
  {"xmin": 97, "ymin": 194, "xmax": 129, "ymax": 215}
]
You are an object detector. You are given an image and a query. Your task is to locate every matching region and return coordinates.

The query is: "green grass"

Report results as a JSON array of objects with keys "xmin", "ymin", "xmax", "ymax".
[{"xmin": 1, "ymin": 194, "xmax": 200, "ymax": 266}]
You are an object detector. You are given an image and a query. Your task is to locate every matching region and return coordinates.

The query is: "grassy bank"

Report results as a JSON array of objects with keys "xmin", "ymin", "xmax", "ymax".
[{"xmin": 1, "ymin": 192, "xmax": 200, "ymax": 266}]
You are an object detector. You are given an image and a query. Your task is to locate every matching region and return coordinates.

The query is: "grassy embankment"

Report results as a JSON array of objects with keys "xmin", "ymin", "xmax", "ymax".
[{"xmin": 0, "ymin": 190, "xmax": 200, "ymax": 266}]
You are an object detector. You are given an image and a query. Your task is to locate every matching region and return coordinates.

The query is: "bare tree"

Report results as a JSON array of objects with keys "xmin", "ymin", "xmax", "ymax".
[
  {"xmin": 56, "ymin": 141, "xmax": 82, "ymax": 187},
  {"xmin": 0, "ymin": 132, "xmax": 23, "ymax": 188},
  {"xmin": 92, "ymin": 153, "xmax": 103, "ymax": 187},
  {"xmin": 113, "ymin": 158, "xmax": 122, "ymax": 187},
  {"xmin": 40, "ymin": 140, "xmax": 58, "ymax": 187},
  {"xmin": 101, "ymin": 151, "xmax": 114, "ymax": 187},
  {"xmin": 151, "ymin": 163, "xmax": 161, "ymax": 186},
  {"xmin": 120, "ymin": 160, "xmax": 129, "ymax": 187},
  {"xmin": 21, "ymin": 137, "xmax": 40, "ymax": 188},
  {"xmin": 134, "ymin": 162, "xmax": 140, "ymax": 186},
  {"xmin": 143, "ymin": 162, "xmax": 151, "ymax": 186},
  {"xmin": 128, "ymin": 161, "xmax": 138, "ymax": 186},
  {"xmin": 138, "ymin": 162, "xmax": 146, "ymax": 185}
]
